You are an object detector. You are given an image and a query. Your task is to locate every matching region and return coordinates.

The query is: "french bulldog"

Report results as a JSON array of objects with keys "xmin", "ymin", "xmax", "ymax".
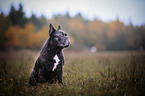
[{"xmin": 29, "ymin": 23, "xmax": 70, "ymax": 85}]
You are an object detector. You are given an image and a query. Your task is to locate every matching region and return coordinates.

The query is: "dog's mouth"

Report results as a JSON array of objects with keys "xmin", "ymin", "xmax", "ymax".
[{"xmin": 64, "ymin": 44, "xmax": 69, "ymax": 48}]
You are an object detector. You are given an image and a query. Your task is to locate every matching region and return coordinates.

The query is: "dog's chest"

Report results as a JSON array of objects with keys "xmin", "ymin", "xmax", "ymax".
[{"xmin": 52, "ymin": 54, "xmax": 60, "ymax": 71}]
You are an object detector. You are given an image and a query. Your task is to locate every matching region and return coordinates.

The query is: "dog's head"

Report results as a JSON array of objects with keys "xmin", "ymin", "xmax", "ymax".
[{"xmin": 49, "ymin": 23, "xmax": 70, "ymax": 48}]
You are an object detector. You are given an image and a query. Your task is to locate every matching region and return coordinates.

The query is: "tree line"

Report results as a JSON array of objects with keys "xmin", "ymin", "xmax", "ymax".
[{"xmin": 0, "ymin": 4, "xmax": 145, "ymax": 51}]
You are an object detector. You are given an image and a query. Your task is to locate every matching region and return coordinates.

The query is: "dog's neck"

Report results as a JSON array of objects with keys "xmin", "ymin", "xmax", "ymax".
[{"xmin": 40, "ymin": 38, "xmax": 63, "ymax": 60}]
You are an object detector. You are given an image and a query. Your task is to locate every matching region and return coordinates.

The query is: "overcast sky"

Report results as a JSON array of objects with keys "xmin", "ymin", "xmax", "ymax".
[{"xmin": 0, "ymin": 0, "xmax": 145, "ymax": 25}]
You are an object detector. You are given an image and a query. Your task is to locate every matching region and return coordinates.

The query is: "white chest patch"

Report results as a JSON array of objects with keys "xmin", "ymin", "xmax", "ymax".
[{"xmin": 52, "ymin": 54, "xmax": 60, "ymax": 71}]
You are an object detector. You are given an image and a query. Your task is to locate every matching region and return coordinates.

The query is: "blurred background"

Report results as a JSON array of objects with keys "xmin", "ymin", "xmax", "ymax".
[{"xmin": 0, "ymin": 0, "xmax": 145, "ymax": 51}]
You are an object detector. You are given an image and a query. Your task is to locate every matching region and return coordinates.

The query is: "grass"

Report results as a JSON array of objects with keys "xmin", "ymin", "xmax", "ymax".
[{"xmin": 0, "ymin": 50, "xmax": 145, "ymax": 96}]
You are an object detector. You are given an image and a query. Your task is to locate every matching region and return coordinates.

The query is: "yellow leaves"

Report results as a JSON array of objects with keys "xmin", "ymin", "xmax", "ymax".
[
  {"xmin": 107, "ymin": 19, "xmax": 125, "ymax": 40},
  {"xmin": 69, "ymin": 18, "xmax": 84, "ymax": 31},
  {"xmin": 5, "ymin": 25, "xmax": 22, "ymax": 46},
  {"xmin": 33, "ymin": 26, "xmax": 48, "ymax": 48},
  {"xmin": 5, "ymin": 23, "xmax": 49, "ymax": 48}
]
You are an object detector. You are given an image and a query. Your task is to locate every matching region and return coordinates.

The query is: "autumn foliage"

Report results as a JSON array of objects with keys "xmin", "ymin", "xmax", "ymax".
[
  {"xmin": 5, "ymin": 24, "xmax": 48, "ymax": 49},
  {"xmin": 0, "ymin": 4, "xmax": 145, "ymax": 51}
]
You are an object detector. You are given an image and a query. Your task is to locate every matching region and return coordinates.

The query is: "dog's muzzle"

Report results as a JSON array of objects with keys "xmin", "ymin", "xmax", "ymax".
[{"xmin": 65, "ymin": 40, "xmax": 70, "ymax": 47}]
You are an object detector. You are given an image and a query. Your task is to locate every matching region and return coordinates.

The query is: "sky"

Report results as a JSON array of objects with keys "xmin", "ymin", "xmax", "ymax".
[{"xmin": 0, "ymin": 0, "xmax": 145, "ymax": 25}]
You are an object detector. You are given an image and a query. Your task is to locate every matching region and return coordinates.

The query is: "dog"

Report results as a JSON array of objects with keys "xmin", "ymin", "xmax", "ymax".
[{"xmin": 29, "ymin": 23, "xmax": 70, "ymax": 85}]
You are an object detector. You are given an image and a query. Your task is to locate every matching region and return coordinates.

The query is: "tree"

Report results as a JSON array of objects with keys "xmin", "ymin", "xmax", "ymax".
[
  {"xmin": 8, "ymin": 3, "xmax": 27, "ymax": 27},
  {"xmin": 29, "ymin": 14, "xmax": 47, "ymax": 30},
  {"xmin": 0, "ymin": 12, "xmax": 10, "ymax": 50}
]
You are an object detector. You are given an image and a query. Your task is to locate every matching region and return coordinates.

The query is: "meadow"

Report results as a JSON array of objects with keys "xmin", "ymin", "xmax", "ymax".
[{"xmin": 0, "ymin": 50, "xmax": 145, "ymax": 96}]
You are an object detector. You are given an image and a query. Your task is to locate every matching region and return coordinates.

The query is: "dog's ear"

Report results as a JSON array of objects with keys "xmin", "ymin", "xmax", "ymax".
[
  {"xmin": 57, "ymin": 24, "xmax": 61, "ymax": 30},
  {"xmin": 49, "ymin": 23, "xmax": 56, "ymax": 35}
]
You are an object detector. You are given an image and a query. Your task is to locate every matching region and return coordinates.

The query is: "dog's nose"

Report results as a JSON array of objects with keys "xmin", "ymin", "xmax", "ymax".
[
  {"xmin": 65, "ymin": 33, "xmax": 67, "ymax": 36},
  {"xmin": 68, "ymin": 40, "xmax": 70, "ymax": 45}
]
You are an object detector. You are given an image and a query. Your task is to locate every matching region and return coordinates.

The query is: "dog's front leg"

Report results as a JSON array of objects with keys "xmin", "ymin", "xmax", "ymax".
[
  {"xmin": 57, "ymin": 72, "xmax": 63, "ymax": 85},
  {"xmin": 56, "ymin": 65, "xmax": 63, "ymax": 85}
]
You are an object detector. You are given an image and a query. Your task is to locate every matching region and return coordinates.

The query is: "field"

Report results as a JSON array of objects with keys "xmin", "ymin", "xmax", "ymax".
[{"xmin": 0, "ymin": 50, "xmax": 145, "ymax": 96}]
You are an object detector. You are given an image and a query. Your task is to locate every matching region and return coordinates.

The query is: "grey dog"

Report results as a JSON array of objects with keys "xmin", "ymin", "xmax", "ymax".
[{"xmin": 29, "ymin": 23, "xmax": 70, "ymax": 85}]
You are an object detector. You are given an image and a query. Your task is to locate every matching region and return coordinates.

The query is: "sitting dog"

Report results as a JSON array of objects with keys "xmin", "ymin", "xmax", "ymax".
[{"xmin": 29, "ymin": 23, "xmax": 70, "ymax": 85}]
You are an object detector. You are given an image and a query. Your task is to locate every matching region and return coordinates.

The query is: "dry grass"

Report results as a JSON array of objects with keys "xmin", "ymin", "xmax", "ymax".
[{"xmin": 0, "ymin": 50, "xmax": 145, "ymax": 96}]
